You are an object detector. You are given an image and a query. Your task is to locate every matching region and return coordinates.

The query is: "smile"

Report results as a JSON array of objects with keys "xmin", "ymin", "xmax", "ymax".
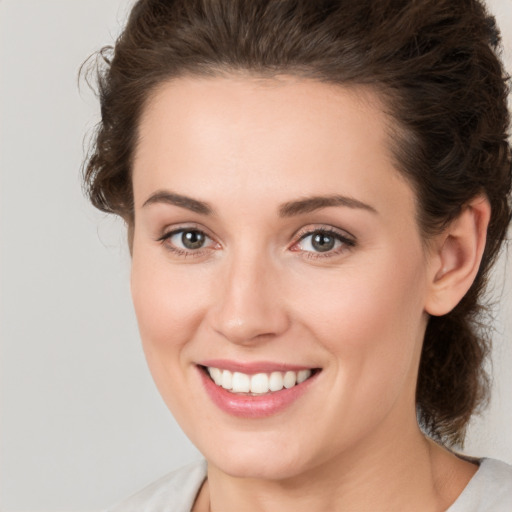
[
  {"xmin": 197, "ymin": 362, "xmax": 321, "ymax": 418},
  {"xmin": 206, "ymin": 366, "xmax": 313, "ymax": 395}
]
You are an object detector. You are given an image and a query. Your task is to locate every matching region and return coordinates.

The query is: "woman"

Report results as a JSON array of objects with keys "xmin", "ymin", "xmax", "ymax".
[{"xmin": 83, "ymin": 0, "xmax": 512, "ymax": 510}]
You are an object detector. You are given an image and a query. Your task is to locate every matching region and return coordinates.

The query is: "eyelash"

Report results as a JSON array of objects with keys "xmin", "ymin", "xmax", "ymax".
[
  {"xmin": 292, "ymin": 227, "xmax": 356, "ymax": 260},
  {"xmin": 157, "ymin": 225, "xmax": 218, "ymax": 259},
  {"xmin": 157, "ymin": 225, "xmax": 356, "ymax": 260}
]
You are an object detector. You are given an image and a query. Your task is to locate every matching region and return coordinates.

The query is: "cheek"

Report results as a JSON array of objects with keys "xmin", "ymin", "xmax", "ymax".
[
  {"xmin": 286, "ymin": 251, "xmax": 428, "ymax": 447},
  {"xmin": 292, "ymin": 248, "xmax": 428, "ymax": 379},
  {"xmin": 130, "ymin": 247, "xmax": 210, "ymax": 369},
  {"xmin": 129, "ymin": 248, "xmax": 218, "ymax": 431}
]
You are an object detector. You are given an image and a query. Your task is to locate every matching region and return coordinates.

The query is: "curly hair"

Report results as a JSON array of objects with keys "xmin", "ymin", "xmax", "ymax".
[{"xmin": 82, "ymin": 0, "xmax": 511, "ymax": 446}]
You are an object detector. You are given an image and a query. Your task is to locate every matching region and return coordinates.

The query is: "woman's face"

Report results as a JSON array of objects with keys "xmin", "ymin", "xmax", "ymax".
[{"xmin": 131, "ymin": 75, "xmax": 433, "ymax": 479}]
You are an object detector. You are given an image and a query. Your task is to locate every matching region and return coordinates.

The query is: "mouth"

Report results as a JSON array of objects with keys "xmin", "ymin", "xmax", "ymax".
[
  {"xmin": 200, "ymin": 365, "xmax": 320, "ymax": 395},
  {"xmin": 196, "ymin": 361, "xmax": 321, "ymax": 417}
]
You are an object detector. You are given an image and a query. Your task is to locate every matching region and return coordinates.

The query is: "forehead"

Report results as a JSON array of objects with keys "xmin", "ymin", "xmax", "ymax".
[{"xmin": 133, "ymin": 74, "xmax": 415, "ymax": 220}]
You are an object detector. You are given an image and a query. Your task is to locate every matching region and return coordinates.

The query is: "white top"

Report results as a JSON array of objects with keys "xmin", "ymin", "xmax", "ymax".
[{"xmin": 108, "ymin": 458, "xmax": 512, "ymax": 512}]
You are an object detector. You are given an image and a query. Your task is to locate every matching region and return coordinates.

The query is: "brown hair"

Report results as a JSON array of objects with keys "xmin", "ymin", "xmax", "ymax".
[{"xmin": 83, "ymin": 0, "xmax": 511, "ymax": 446}]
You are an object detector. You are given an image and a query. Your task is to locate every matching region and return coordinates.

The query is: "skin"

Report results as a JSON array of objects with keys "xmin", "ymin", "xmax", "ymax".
[{"xmin": 130, "ymin": 75, "xmax": 489, "ymax": 511}]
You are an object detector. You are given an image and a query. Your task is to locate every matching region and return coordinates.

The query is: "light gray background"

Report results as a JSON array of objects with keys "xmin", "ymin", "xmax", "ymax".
[{"xmin": 0, "ymin": 0, "xmax": 510, "ymax": 510}]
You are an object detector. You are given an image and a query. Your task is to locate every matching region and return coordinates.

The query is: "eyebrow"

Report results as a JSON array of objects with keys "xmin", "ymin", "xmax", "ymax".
[
  {"xmin": 142, "ymin": 191, "xmax": 214, "ymax": 215},
  {"xmin": 142, "ymin": 190, "xmax": 377, "ymax": 217},
  {"xmin": 279, "ymin": 195, "xmax": 377, "ymax": 217}
]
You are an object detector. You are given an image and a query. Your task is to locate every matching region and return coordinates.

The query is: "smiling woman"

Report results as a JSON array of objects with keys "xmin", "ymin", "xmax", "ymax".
[{"xmin": 83, "ymin": 0, "xmax": 512, "ymax": 510}]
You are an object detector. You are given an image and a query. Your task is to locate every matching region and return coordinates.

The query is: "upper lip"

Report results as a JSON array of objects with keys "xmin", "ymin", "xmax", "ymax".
[{"xmin": 198, "ymin": 359, "xmax": 319, "ymax": 374}]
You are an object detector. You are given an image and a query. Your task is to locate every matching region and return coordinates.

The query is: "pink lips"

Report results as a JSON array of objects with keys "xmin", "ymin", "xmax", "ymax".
[{"xmin": 197, "ymin": 360, "xmax": 319, "ymax": 418}]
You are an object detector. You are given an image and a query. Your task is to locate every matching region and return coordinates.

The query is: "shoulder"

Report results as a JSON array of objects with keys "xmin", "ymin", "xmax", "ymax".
[
  {"xmin": 107, "ymin": 459, "xmax": 207, "ymax": 512},
  {"xmin": 448, "ymin": 458, "xmax": 512, "ymax": 512}
]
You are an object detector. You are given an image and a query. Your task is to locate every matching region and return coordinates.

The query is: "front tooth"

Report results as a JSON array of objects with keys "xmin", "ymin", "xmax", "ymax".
[
  {"xmin": 297, "ymin": 369, "xmax": 311, "ymax": 384},
  {"xmin": 269, "ymin": 371, "xmax": 284, "ymax": 391},
  {"xmin": 232, "ymin": 372, "xmax": 250, "ymax": 393},
  {"xmin": 283, "ymin": 371, "xmax": 297, "ymax": 389},
  {"xmin": 221, "ymin": 370, "xmax": 233, "ymax": 390},
  {"xmin": 250, "ymin": 373, "xmax": 269, "ymax": 394}
]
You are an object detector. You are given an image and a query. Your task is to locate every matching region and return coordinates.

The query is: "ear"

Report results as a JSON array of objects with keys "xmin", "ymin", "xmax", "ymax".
[{"xmin": 425, "ymin": 196, "xmax": 491, "ymax": 316}]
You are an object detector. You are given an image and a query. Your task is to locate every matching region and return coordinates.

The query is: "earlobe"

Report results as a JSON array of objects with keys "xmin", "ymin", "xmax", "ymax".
[{"xmin": 425, "ymin": 196, "xmax": 491, "ymax": 317}]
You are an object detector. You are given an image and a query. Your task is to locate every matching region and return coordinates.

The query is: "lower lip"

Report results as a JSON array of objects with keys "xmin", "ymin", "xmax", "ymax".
[{"xmin": 198, "ymin": 366, "xmax": 319, "ymax": 418}]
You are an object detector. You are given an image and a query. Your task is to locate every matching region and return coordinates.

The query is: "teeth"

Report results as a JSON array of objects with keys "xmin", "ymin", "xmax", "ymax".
[
  {"xmin": 221, "ymin": 369, "xmax": 232, "ymax": 390},
  {"xmin": 232, "ymin": 372, "xmax": 250, "ymax": 393},
  {"xmin": 209, "ymin": 367, "xmax": 223, "ymax": 386},
  {"xmin": 269, "ymin": 371, "xmax": 284, "ymax": 391},
  {"xmin": 207, "ymin": 367, "xmax": 313, "ymax": 395},
  {"xmin": 250, "ymin": 373, "xmax": 269, "ymax": 394},
  {"xmin": 297, "ymin": 369, "xmax": 310, "ymax": 384},
  {"xmin": 283, "ymin": 371, "xmax": 296, "ymax": 389}
]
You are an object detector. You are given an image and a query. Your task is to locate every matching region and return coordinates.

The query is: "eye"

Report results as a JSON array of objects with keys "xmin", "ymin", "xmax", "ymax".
[
  {"xmin": 301, "ymin": 232, "xmax": 339, "ymax": 252},
  {"xmin": 292, "ymin": 228, "xmax": 355, "ymax": 258},
  {"xmin": 158, "ymin": 227, "xmax": 218, "ymax": 256},
  {"xmin": 173, "ymin": 230, "xmax": 208, "ymax": 250}
]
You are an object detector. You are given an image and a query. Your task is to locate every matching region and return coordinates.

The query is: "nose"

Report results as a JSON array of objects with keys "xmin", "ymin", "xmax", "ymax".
[{"xmin": 208, "ymin": 252, "xmax": 290, "ymax": 345}]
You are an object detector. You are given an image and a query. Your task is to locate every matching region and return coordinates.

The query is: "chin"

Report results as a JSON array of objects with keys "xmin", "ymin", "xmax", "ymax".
[
  {"xmin": 197, "ymin": 431, "xmax": 316, "ymax": 481},
  {"xmin": 212, "ymin": 455, "xmax": 308, "ymax": 481}
]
